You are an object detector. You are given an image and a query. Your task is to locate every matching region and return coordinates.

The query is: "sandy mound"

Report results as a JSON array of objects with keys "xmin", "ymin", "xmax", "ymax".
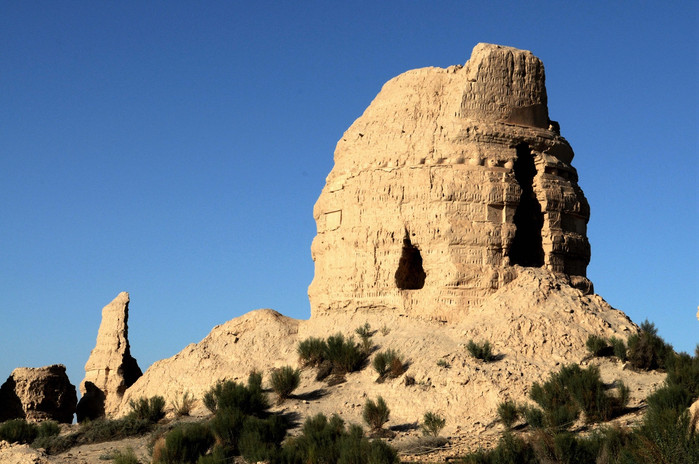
[{"xmin": 112, "ymin": 268, "xmax": 664, "ymax": 457}]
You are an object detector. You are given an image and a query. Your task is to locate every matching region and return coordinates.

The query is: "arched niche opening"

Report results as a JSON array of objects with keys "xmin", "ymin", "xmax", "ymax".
[
  {"xmin": 395, "ymin": 232, "xmax": 426, "ymax": 290},
  {"xmin": 508, "ymin": 143, "xmax": 544, "ymax": 267}
]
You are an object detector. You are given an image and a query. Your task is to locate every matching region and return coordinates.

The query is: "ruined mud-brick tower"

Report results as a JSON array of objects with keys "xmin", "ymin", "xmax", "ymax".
[{"xmin": 309, "ymin": 43, "xmax": 592, "ymax": 321}]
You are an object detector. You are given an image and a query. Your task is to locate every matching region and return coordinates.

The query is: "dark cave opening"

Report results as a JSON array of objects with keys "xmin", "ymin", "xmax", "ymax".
[
  {"xmin": 395, "ymin": 233, "xmax": 426, "ymax": 290},
  {"xmin": 508, "ymin": 143, "xmax": 545, "ymax": 268}
]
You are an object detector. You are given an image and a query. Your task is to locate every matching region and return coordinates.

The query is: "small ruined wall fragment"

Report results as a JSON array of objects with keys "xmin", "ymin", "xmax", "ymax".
[
  {"xmin": 0, "ymin": 364, "xmax": 77, "ymax": 423},
  {"xmin": 78, "ymin": 292, "xmax": 142, "ymax": 419}
]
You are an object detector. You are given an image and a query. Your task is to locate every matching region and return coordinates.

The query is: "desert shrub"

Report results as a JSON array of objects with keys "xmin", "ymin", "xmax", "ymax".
[
  {"xmin": 362, "ymin": 439, "xmax": 399, "ymax": 464},
  {"xmin": 80, "ymin": 416, "xmax": 152, "ymax": 443},
  {"xmin": 315, "ymin": 359, "xmax": 334, "ymax": 381},
  {"xmin": 153, "ymin": 422, "xmax": 213, "ymax": 464},
  {"xmin": 202, "ymin": 378, "xmax": 269, "ymax": 417},
  {"xmin": 644, "ymin": 384, "xmax": 693, "ymax": 426},
  {"xmin": 37, "ymin": 420, "xmax": 61, "ymax": 438},
  {"xmin": 626, "ymin": 320, "xmax": 673, "ymax": 370},
  {"xmin": 355, "ymin": 322, "xmax": 373, "ymax": 340},
  {"xmin": 127, "ymin": 395, "xmax": 166, "ymax": 423},
  {"xmin": 283, "ymin": 413, "xmax": 346, "ymax": 462},
  {"xmin": 247, "ymin": 370, "xmax": 263, "ymax": 391},
  {"xmin": 436, "ymin": 359, "xmax": 450, "ymax": 368},
  {"xmin": 195, "ymin": 445, "xmax": 231, "ymax": 464},
  {"xmin": 379, "ymin": 325, "xmax": 391, "ymax": 336},
  {"xmin": 530, "ymin": 364, "xmax": 628, "ymax": 429},
  {"xmin": 270, "ymin": 366, "xmax": 301, "ymax": 403},
  {"xmin": 31, "ymin": 416, "xmax": 152, "ymax": 455},
  {"xmin": 586, "ymin": 334, "xmax": 612, "ymax": 357},
  {"xmin": 664, "ymin": 350, "xmax": 699, "ymax": 396},
  {"xmin": 111, "ymin": 447, "xmax": 139, "ymax": 464},
  {"xmin": 209, "ymin": 406, "xmax": 245, "ymax": 452},
  {"xmin": 172, "ymin": 392, "xmax": 196, "ymax": 417},
  {"xmin": 281, "ymin": 413, "xmax": 398, "ymax": 463},
  {"xmin": 467, "ymin": 340, "xmax": 495, "ymax": 362},
  {"xmin": 355, "ymin": 323, "xmax": 374, "ymax": 354},
  {"xmin": 566, "ymin": 369, "xmax": 629, "ymax": 423},
  {"xmin": 31, "ymin": 432, "xmax": 78, "ymax": 454},
  {"xmin": 548, "ymin": 431, "xmax": 600, "ymax": 464},
  {"xmin": 372, "ymin": 349, "xmax": 405, "ymax": 380},
  {"xmin": 297, "ymin": 337, "xmax": 328, "ymax": 368},
  {"xmin": 497, "ymin": 400, "xmax": 519, "ymax": 429},
  {"xmin": 33, "ymin": 416, "xmax": 151, "ymax": 454},
  {"xmin": 325, "ymin": 333, "xmax": 367, "ymax": 373},
  {"xmin": 421, "ymin": 411, "xmax": 446, "ymax": 437},
  {"xmin": 610, "ymin": 336, "xmax": 628, "ymax": 361},
  {"xmin": 520, "ymin": 405, "xmax": 545, "ymax": 429},
  {"xmin": 633, "ymin": 384, "xmax": 699, "ymax": 463},
  {"xmin": 397, "ymin": 436, "xmax": 448, "ymax": 454},
  {"xmin": 363, "ymin": 396, "xmax": 390, "ymax": 431},
  {"xmin": 459, "ymin": 432, "xmax": 537, "ymax": 464},
  {"xmin": 0, "ymin": 419, "xmax": 38, "ymax": 444},
  {"xmin": 238, "ymin": 415, "xmax": 289, "ymax": 462}
]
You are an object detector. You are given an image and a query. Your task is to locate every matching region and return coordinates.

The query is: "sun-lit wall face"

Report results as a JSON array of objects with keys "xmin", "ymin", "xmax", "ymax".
[{"xmin": 309, "ymin": 44, "xmax": 592, "ymax": 321}]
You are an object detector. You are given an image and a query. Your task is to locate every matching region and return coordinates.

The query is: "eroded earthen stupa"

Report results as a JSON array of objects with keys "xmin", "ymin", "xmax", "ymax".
[
  {"xmin": 309, "ymin": 43, "xmax": 592, "ymax": 321},
  {"xmin": 79, "ymin": 292, "xmax": 142, "ymax": 419}
]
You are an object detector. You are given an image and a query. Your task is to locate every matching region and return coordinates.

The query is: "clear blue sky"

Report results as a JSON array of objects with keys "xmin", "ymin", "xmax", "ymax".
[{"xmin": 1, "ymin": 2, "xmax": 697, "ymax": 391}]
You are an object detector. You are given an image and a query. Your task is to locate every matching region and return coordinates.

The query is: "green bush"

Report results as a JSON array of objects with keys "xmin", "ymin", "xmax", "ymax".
[
  {"xmin": 520, "ymin": 405, "xmax": 544, "ymax": 429},
  {"xmin": 202, "ymin": 378, "xmax": 269, "ymax": 416},
  {"xmin": 270, "ymin": 366, "xmax": 301, "ymax": 403},
  {"xmin": 626, "ymin": 320, "xmax": 673, "ymax": 370},
  {"xmin": 634, "ymin": 384, "xmax": 699, "ymax": 463},
  {"xmin": 30, "ymin": 416, "xmax": 153, "ymax": 455},
  {"xmin": 610, "ymin": 336, "xmax": 627, "ymax": 361},
  {"xmin": 238, "ymin": 414, "xmax": 289, "ymax": 462},
  {"xmin": 664, "ymin": 351, "xmax": 699, "ymax": 397},
  {"xmin": 363, "ymin": 396, "xmax": 390, "ymax": 432},
  {"xmin": 127, "ymin": 395, "xmax": 166, "ymax": 423},
  {"xmin": 281, "ymin": 413, "xmax": 398, "ymax": 463},
  {"xmin": 209, "ymin": 407, "xmax": 245, "ymax": 451},
  {"xmin": 37, "ymin": 420, "xmax": 61, "ymax": 438},
  {"xmin": 467, "ymin": 340, "xmax": 495, "ymax": 362},
  {"xmin": 436, "ymin": 359, "xmax": 450, "ymax": 368},
  {"xmin": 459, "ymin": 432, "xmax": 538, "ymax": 464},
  {"xmin": 355, "ymin": 322, "xmax": 373, "ymax": 340},
  {"xmin": 111, "ymin": 447, "xmax": 139, "ymax": 464},
  {"xmin": 355, "ymin": 323, "xmax": 374, "ymax": 354},
  {"xmin": 196, "ymin": 445, "xmax": 230, "ymax": 464},
  {"xmin": 326, "ymin": 333, "xmax": 368, "ymax": 374},
  {"xmin": 586, "ymin": 334, "xmax": 611, "ymax": 357},
  {"xmin": 0, "ymin": 419, "xmax": 38, "ymax": 444},
  {"xmin": 153, "ymin": 422, "xmax": 213, "ymax": 464},
  {"xmin": 282, "ymin": 413, "xmax": 346, "ymax": 462},
  {"xmin": 372, "ymin": 349, "xmax": 404, "ymax": 380},
  {"xmin": 421, "ymin": 411, "xmax": 446, "ymax": 437},
  {"xmin": 497, "ymin": 400, "xmax": 519, "ymax": 429},
  {"xmin": 297, "ymin": 337, "xmax": 328, "ymax": 367},
  {"xmin": 529, "ymin": 364, "xmax": 628, "ymax": 429},
  {"xmin": 247, "ymin": 369, "xmax": 263, "ymax": 391},
  {"xmin": 80, "ymin": 416, "xmax": 152, "ymax": 443},
  {"xmin": 172, "ymin": 392, "xmax": 196, "ymax": 417}
]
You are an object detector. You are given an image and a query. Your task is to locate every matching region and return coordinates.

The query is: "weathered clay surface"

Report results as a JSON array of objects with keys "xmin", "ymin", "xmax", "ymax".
[
  {"xmin": 309, "ymin": 43, "xmax": 591, "ymax": 320},
  {"xmin": 78, "ymin": 292, "xmax": 142, "ymax": 418},
  {"xmin": 117, "ymin": 309, "xmax": 299, "ymax": 414},
  {"xmin": 0, "ymin": 440, "xmax": 50, "ymax": 463},
  {"xmin": 0, "ymin": 364, "xmax": 77, "ymax": 423}
]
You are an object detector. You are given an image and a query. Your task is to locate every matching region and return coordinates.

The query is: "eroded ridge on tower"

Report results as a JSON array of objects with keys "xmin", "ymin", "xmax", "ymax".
[{"xmin": 309, "ymin": 43, "xmax": 591, "ymax": 321}]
